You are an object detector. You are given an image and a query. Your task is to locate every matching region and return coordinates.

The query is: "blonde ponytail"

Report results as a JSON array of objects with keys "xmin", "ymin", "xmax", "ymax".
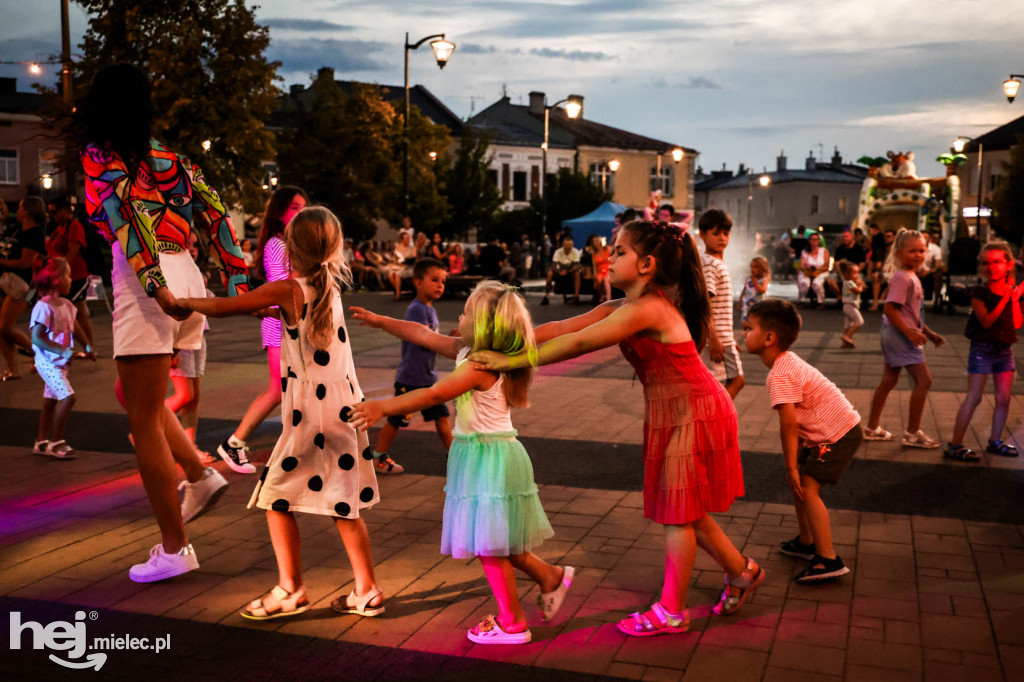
[{"xmin": 466, "ymin": 281, "xmax": 537, "ymax": 408}]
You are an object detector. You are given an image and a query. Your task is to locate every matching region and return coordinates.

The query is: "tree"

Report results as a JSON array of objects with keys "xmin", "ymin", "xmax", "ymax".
[
  {"xmin": 989, "ymin": 133, "xmax": 1024, "ymax": 246},
  {"xmin": 73, "ymin": 0, "xmax": 279, "ymax": 212},
  {"xmin": 532, "ymin": 169, "xmax": 610, "ymax": 239},
  {"xmin": 395, "ymin": 105, "xmax": 451, "ymax": 235},
  {"xmin": 443, "ymin": 129, "xmax": 504, "ymax": 239}
]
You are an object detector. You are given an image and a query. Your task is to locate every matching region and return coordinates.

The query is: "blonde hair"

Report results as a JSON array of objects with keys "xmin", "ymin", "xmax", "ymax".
[
  {"xmin": 750, "ymin": 256, "xmax": 769, "ymax": 277},
  {"xmin": 883, "ymin": 228, "xmax": 924, "ymax": 278},
  {"xmin": 837, "ymin": 259, "xmax": 858, "ymax": 280},
  {"xmin": 465, "ymin": 281, "xmax": 537, "ymax": 408},
  {"xmin": 284, "ymin": 207, "xmax": 352, "ymax": 351}
]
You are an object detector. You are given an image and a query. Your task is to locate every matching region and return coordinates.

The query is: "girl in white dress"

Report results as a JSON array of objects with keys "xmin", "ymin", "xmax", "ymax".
[
  {"xmin": 798, "ymin": 233, "xmax": 830, "ymax": 308},
  {"xmin": 175, "ymin": 207, "xmax": 383, "ymax": 620}
]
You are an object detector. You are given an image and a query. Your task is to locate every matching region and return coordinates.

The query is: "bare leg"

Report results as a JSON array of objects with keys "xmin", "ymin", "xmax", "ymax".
[
  {"xmin": 951, "ymin": 374, "xmax": 987, "ymax": 444},
  {"xmin": 867, "ymin": 363, "xmax": 901, "ymax": 429},
  {"xmin": 434, "ymin": 416, "xmax": 453, "ymax": 451},
  {"xmin": 479, "ymin": 556, "xmax": 527, "ymax": 632},
  {"xmin": 508, "ymin": 551, "xmax": 562, "ymax": 593},
  {"xmin": 74, "ymin": 300, "xmax": 95, "ymax": 349},
  {"xmin": 335, "ymin": 517, "xmax": 383, "ymax": 606},
  {"xmin": 661, "ymin": 524, "xmax": 697, "ymax": 613},
  {"xmin": 796, "ymin": 477, "xmax": 835, "ymax": 559},
  {"xmin": 990, "ymin": 371, "xmax": 1014, "ymax": 442},
  {"xmin": 544, "ymin": 269, "xmax": 555, "ymax": 295},
  {"xmin": 375, "ymin": 421, "xmax": 399, "ymax": 453},
  {"xmin": 177, "ymin": 378, "xmax": 201, "ymax": 446},
  {"xmin": 692, "ymin": 514, "xmax": 747, "ymax": 577},
  {"xmin": 37, "ymin": 397, "xmax": 56, "ymax": 441},
  {"xmin": 119, "ymin": 354, "xmax": 189, "ymax": 553},
  {"xmin": 904, "ymin": 362, "xmax": 933, "ymax": 434},
  {"xmin": 267, "ymin": 510, "xmax": 303, "ymax": 592},
  {"xmin": 50, "ymin": 394, "xmax": 77, "ymax": 442},
  {"xmin": 792, "ymin": 490, "xmax": 813, "ymax": 545},
  {"xmin": 233, "ymin": 346, "xmax": 282, "ymax": 441},
  {"xmin": 165, "ymin": 374, "xmax": 194, "ymax": 414}
]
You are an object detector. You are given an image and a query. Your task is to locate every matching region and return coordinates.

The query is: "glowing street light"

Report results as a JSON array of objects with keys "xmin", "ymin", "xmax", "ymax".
[
  {"xmin": 608, "ymin": 159, "xmax": 620, "ymax": 172},
  {"xmin": 201, "ymin": 139, "xmax": 212, "ymax": 152},
  {"xmin": 1003, "ymin": 75, "xmax": 1023, "ymax": 103},
  {"xmin": 671, "ymin": 148, "xmax": 684, "ymax": 163},
  {"xmin": 403, "ymin": 32, "xmax": 456, "ymax": 213},
  {"xmin": 540, "ymin": 94, "xmax": 583, "ymax": 234},
  {"xmin": 747, "ymin": 172, "xmax": 771, "ymax": 232},
  {"xmin": 41, "ymin": 174, "xmax": 53, "ymax": 190},
  {"xmin": 759, "ymin": 174, "xmax": 771, "ymax": 188}
]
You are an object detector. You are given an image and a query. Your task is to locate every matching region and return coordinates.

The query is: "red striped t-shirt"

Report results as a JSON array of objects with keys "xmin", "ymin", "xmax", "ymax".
[{"xmin": 767, "ymin": 351, "xmax": 860, "ymax": 444}]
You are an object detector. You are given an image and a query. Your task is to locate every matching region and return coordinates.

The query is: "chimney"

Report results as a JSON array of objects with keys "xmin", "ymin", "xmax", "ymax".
[
  {"xmin": 738, "ymin": 163, "xmax": 747, "ymax": 175},
  {"xmin": 805, "ymin": 151, "xmax": 816, "ymax": 171},
  {"xmin": 528, "ymin": 91, "xmax": 545, "ymax": 115},
  {"xmin": 289, "ymin": 84, "xmax": 304, "ymax": 95},
  {"xmin": 776, "ymin": 150, "xmax": 787, "ymax": 172},
  {"xmin": 831, "ymin": 146, "xmax": 842, "ymax": 168},
  {"xmin": 316, "ymin": 66, "xmax": 335, "ymax": 82}
]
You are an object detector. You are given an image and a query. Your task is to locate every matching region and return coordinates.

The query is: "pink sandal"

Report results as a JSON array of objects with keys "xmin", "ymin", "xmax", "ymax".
[
  {"xmin": 713, "ymin": 557, "xmax": 764, "ymax": 615},
  {"xmin": 617, "ymin": 602, "xmax": 690, "ymax": 637}
]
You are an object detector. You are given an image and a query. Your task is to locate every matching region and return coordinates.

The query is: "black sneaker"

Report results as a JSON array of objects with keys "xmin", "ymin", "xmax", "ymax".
[
  {"xmin": 795, "ymin": 555, "xmax": 850, "ymax": 583},
  {"xmin": 540, "ymin": 297, "xmax": 550, "ymax": 306},
  {"xmin": 779, "ymin": 536, "xmax": 816, "ymax": 560},
  {"xmin": 217, "ymin": 440, "xmax": 256, "ymax": 474}
]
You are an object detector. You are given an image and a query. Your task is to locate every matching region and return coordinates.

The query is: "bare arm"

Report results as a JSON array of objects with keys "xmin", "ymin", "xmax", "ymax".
[
  {"xmin": 178, "ymin": 280, "xmax": 297, "ymax": 325},
  {"xmin": 31, "ymin": 324, "xmax": 72, "ymax": 360},
  {"xmin": 533, "ymin": 299, "xmax": 621, "ymax": 343},
  {"xmin": 348, "ymin": 361, "xmax": 491, "ymax": 431},
  {"xmin": 349, "ymin": 306, "xmax": 462, "ymax": 359},
  {"xmin": 883, "ymin": 302, "xmax": 926, "ymax": 345},
  {"xmin": 0, "ymin": 247, "xmax": 40, "ymax": 270},
  {"xmin": 777, "ymin": 403, "xmax": 804, "ymax": 501},
  {"xmin": 753, "ymin": 275, "xmax": 770, "ymax": 294},
  {"xmin": 972, "ymin": 291, "xmax": 1013, "ymax": 329}
]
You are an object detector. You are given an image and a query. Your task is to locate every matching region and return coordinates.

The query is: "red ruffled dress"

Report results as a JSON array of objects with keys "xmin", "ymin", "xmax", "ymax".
[{"xmin": 619, "ymin": 334, "xmax": 744, "ymax": 524}]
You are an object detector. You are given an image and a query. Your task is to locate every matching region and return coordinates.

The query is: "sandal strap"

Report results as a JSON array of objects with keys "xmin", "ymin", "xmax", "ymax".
[{"xmin": 348, "ymin": 586, "xmax": 383, "ymax": 610}]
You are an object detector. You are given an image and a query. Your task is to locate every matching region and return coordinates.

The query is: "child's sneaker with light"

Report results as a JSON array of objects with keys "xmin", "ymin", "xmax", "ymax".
[
  {"xmin": 902, "ymin": 430, "xmax": 939, "ymax": 449},
  {"xmin": 217, "ymin": 439, "xmax": 256, "ymax": 474},
  {"xmin": 795, "ymin": 555, "xmax": 850, "ymax": 583},
  {"xmin": 374, "ymin": 454, "xmax": 405, "ymax": 475},
  {"xmin": 180, "ymin": 467, "xmax": 228, "ymax": 522},
  {"xmin": 129, "ymin": 543, "xmax": 199, "ymax": 583}
]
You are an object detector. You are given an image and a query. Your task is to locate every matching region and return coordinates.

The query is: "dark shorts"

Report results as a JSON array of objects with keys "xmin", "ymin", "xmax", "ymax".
[
  {"xmin": 798, "ymin": 424, "xmax": 862, "ymax": 486},
  {"xmin": 386, "ymin": 381, "xmax": 450, "ymax": 427},
  {"xmin": 63, "ymin": 277, "xmax": 89, "ymax": 303},
  {"xmin": 967, "ymin": 340, "xmax": 1015, "ymax": 375}
]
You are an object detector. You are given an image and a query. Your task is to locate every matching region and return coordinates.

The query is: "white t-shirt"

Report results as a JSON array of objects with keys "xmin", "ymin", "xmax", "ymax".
[
  {"xmin": 767, "ymin": 351, "xmax": 861, "ymax": 444},
  {"xmin": 702, "ymin": 254, "xmax": 735, "ymax": 347},
  {"xmin": 552, "ymin": 247, "xmax": 580, "ymax": 268},
  {"xmin": 30, "ymin": 296, "xmax": 78, "ymax": 367},
  {"xmin": 920, "ymin": 243, "xmax": 942, "ymax": 275}
]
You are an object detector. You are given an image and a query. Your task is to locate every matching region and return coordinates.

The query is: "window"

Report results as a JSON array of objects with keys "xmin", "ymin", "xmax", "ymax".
[
  {"xmin": 649, "ymin": 166, "xmax": 673, "ymax": 196},
  {"xmin": 838, "ymin": 196, "xmax": 848, "ymax": 215},
  {"xmin": 0, "ymin": 149, "xmax": 17, "ymax": 185},
  {"xmin": 810, "ymin": 194, "xmax": 819, "ymax": 215},
  {"xmin": 589, "ymin": 162, "xmax": 615, "ymax": 194},
  {"xmin": 512, "ymin": 171, "xmax": 527, "ymax": 201}
]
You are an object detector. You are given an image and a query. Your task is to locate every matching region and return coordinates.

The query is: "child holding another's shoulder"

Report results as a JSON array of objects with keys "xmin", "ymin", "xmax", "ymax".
[{"xmin": 744, "ymin": 298, "xmax": 860, "ymax": 582}]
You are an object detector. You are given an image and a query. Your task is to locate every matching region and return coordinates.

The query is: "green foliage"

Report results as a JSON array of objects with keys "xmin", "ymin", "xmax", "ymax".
[
  {"xmin": 399, "ymin": 105, "xmax": 451, "ymax": 235},
  {"xmin": 480, "ymin": 209, "xmax": 539, "ymax": 245},
  {"xmin": 73, "ymin": 0, "xmax": 280, "ymax": 213},
  {"xmin": 857, "ymin": 155, "xmax": 888, "ymax": 167},
  {"xmin": 531, "ymin": 168, "xmax": 610, "ymax": 238},
  {"xmin": 443, "ymin": 129, "xmax": 503, "ymax": 239},
  {"xmin": 989, "ymin": 133, "xmax": 1024, "ymax": 246}
]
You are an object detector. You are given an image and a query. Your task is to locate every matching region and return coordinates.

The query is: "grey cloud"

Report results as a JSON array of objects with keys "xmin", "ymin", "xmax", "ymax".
[
  {"xmin": 457, "ymin": 43, "xmax": 498, "ymax": 54},
  {"xmin": 267, "ymin": 38, "xmax": 390, "ymax": 74},
  {"xmin": 648, "ymin": 76, "xmax": 723, "ymax": 90},
  {"xmin": 0, "ymin": 37, "xmax": 60, "ymax": 61},
  {"xmin": 264, "ymin": 19, "xmax": 356, "ymax": 32},
  {"xmin": 529, "ymin": 47, "xmax": 613, "ymax": 62}
]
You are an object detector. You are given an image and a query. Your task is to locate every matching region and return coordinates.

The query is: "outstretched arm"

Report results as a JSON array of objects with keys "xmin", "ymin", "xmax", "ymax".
[
  {"xmin": 349, "ymin": 306, "xmax": 462, "ymax": 359},
  {"xmin": 178, "ymin": 280, "xmax": 297, "ymax": 324},
  {"xmin": 348, "ymin": 361, "xmax": 490, "ymax": 431},
  {"xmin": 534, "ymin": 299, "xmax": 622, "ymax": 343}
]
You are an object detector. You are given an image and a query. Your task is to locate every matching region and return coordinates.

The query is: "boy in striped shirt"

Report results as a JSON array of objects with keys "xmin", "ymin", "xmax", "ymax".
[
  {"xmin": 743, "ymin": 298, "xmax": 861, "ymax": 582},
  {"xmin": 698, "ymin": 209, "xmax": 745, "ymax": 399}
]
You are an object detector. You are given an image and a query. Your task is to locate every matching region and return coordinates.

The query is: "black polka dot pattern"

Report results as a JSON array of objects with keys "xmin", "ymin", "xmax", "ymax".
[
  {"xmin": 281, "ymin": 456, "xmax": 299, "ymax": 472},
  {"xmin": 286, "ymin": 327, "xmax": 298, "ymax": 340},
  {"xmin": 337, "ymin": 326, "xmax": 347, "ymax": 343},
  {"xmin": 339, "ymin": 406, "xmax": 353, "ymax": 422},
  {"xmin": 271, "ymin": 499, "xmax": 290, "ymax": 512},
  {"xmin": 335, "ymin": 502, "xmax": 351, "ymax": 517},
  {"xmin": 314, "ymin": 350, "xmax": 330, "ymax": 366},
  {"xmin": 338, "ymin": 453, "xmax": 354, "ymax": 470},
  {"xmin": 292, "ymin": 409, "xmax": 303, "ymax": 427},
  {"xmin": 313, "ymin": 433, "xmax": 325, "ymax": 449},
  {"xmin": 287, "ymin": 367, "xmax": 297, "ymax": 379},
  {"xmin": 316, "ymin": 384, "xmax": 326, "ymax": 400},
  {"xmin": 307, "ymin": 476, "xmax": 323, "ymax": 492},
  {"xmin": 362, "ymin": 446, "xmax": 374, "ymax": 460},
  {"xmin": 281, "ymin": 377, "xmax": 287, "ymax": 393},
  {"xmin": 359, "ymin": 487, "xmax": 374, "ymax": 503},
  {"xmin": 301, "ymin": 303, "xmax": 308, "ymax": 319}
]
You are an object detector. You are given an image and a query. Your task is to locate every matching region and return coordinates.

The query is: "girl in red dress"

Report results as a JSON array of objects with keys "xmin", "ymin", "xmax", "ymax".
[{"xmin": 472, "ymin": 220, "xmax": 763, "ymax": 636}]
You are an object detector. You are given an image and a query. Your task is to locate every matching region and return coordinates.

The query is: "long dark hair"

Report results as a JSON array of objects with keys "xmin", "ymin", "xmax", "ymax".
[
  {"xmin": 256, "ymin": 185, "xmax": 308, "ymax": 276},
  {"xmin": 622, "ymin": 220, "xmax": 711, "ymax": 350},
  {"xmin": 69, "ymin": 64, "xmax": 154, "ymax": 170}
]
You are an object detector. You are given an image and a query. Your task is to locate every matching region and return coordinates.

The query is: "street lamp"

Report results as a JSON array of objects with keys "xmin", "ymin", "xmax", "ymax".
[
  {"xmin": 540, "ymin": 95, "xmax": 583, "ymax": 235},
  {"xmin": 41, "ymin": 174, "xmax": 53, "ymax": 190},
  {"xmin": 403, "ymin": 32, "xmax": 455, "ymax": 214},
  {"xmin": 671, "ymin": 148, "xmax": 684, "ymax": 163},
  {"xmin": 953, "ymin": 136, "xmax": 984, "ymax": 237},
  {"xmin": 608, "ymin": 159, "xmax": 620, "ymax": 172},
  {"xmin": 746, "ymin": 173, "xmax": 770, "ymax": 232},
  {"xmin": 1003, "ymin": 74, "xmax": 1023, "ymax": 103}
]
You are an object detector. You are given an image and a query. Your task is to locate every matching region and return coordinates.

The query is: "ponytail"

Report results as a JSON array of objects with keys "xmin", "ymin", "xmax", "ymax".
[{"xmin": 466, "ymin": 280, "xmax": 537, "ymax": 408}]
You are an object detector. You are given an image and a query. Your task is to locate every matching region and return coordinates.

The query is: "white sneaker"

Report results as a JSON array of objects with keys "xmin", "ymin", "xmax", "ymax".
[
  {"xmin": 129, "ymin": 543, "xmax": 199, "ymax": 583},
  {"xmin": 180, "ymin": 467, "xmax": 228, "ymax": 523},
  {"xmin": 903, "ymin": 430, "xmax": 939, "ymax": 449}
]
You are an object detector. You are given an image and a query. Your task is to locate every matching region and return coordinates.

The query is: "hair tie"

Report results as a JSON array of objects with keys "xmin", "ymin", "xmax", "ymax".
[{"xmin": 320, "ymin": 260, "xmax": 330, "ymax": 269}]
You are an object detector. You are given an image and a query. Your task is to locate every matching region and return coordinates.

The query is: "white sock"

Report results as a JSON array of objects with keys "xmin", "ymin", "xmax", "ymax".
[{"xmin": 228, "ymin": 435, "xmax": 246, "ymax": 448}]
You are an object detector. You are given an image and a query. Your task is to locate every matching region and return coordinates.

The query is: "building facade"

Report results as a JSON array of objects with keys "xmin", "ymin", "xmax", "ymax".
[
  {"xmin": 954, "ymin": 114, "xmax": 1022, "ymax": 240},
  {"xmin": 0, "ymin": 78, "xmax": 64, "ymax": 209}
]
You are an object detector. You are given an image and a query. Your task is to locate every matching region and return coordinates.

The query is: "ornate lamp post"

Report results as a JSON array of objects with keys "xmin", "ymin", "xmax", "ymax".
[
  {"xmin": 540, "ymin": 95, "xmax": 582, "ymax": 235},
  {"xmin": 403, "ymin": 33, "xmax": 455, "ymax": 214},
  {"xmin": 1002, "ymin": 75, "xmax": 1023, "ymax": 103}
]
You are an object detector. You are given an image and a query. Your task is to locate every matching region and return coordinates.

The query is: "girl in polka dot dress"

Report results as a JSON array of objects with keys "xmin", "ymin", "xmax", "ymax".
[
  {"xmin": 174, "ymin": 207, "xmax": 383, "ymax": 621},
  {"xmin": 349, "ymin": 282, "xmax": 572, "ymax": 646}
]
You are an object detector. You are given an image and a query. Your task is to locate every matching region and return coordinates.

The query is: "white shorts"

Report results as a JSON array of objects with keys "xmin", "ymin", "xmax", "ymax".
[
  {"xmin": 35, "ymin": 355, "xmax": 73, "ymax": 400},
  {"xmin": 702, "ymin": 342, "xmax": 743, "ymax": 382},
  {"xmin": 111, "ymin": 244, "xmax": 207, "ymax": 357}
]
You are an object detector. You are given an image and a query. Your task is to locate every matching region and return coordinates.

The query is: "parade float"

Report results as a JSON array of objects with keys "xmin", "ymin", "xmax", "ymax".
[{"xmin": 854, "ymin": 150, "xmax": 966, "ymax": 247}]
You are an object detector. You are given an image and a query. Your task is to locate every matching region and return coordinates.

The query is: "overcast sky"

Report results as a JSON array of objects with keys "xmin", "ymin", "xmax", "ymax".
[{"xmin": 3, "ymin": 0, "xmax": 1022, "ymax": 178}]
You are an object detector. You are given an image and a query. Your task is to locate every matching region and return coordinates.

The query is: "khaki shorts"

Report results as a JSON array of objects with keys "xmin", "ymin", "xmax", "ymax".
[
  {"xmin": 111, "ymin": 243, "xmax": 206, "ymax": 358},
  {"xmin": 702, "ymin": 341, "xmax": 743, "ymax": 382}
]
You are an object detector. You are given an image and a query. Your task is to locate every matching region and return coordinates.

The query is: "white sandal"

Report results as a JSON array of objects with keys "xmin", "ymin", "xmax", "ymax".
[
  {"xmin": 331, "ymin": 586, "xmax": 385, "ymax": 617},
  {"xmin": 32, "ymin": 440, "xmax": 50, "ymax": 455},
  {"xmin": 45, "ymin": 440, "xmax": 76, "ymax": 459},
  {"xmin": 467, "ymin": 615, "xmax": 532, "ymax": 645},
  {"xmin": 241, "ymin": 585, "xmax": 310, "ymax": 621},
  {"xmin": 538, "ymin": 565, "xmax": 575, "ymax": 622}
]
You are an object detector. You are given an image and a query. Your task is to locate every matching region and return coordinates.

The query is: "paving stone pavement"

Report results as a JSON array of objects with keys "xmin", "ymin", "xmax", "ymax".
[{"xmin": 1, "ymin": 292, "xmax": 1023, "ymax": 681}]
